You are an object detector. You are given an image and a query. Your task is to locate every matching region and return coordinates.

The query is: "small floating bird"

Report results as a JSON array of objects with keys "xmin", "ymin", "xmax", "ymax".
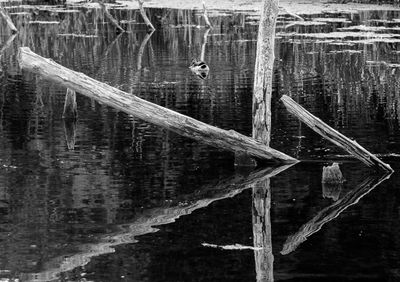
[{"xmin": 189, "ymin": 59, "xmax": 209, "ymax": 80}]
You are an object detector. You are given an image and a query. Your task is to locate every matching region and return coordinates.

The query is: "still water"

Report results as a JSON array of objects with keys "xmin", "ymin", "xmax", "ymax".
[{"xmin": 0, "ymin": 2, "xmax": 400, "ymax": 281}]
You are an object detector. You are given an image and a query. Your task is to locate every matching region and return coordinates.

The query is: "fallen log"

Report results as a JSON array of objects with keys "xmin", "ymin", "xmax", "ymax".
[
  {"xmin": 281, "ymin": 171, "xmax": 391, "ymax": 255},
  {"xmin": 281, "ymin": 95, "xmax": 393, "ymax": 172},
  {"xmin": 138, "ymin": 0, "xmax": 155, "ymax": 31},
  {"xmin": 18, "ymin": 47, "xmax": 297, "ymax": 163},
  {"xmin": 0, "ymin": 7, "xmax": 17, "ymax": 34}
]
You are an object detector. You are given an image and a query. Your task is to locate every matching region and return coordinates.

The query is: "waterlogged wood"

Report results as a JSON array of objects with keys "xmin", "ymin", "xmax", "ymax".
[
  {"xmin": 138, "ymin": 0, "xmax": 155, "ymax": 31},
  {"xmin": 252, "ymin": 0, "xmax": 279, "ymax": 145},
  {"xmin": 0, "ymin": 7, "xmax": 17, "ymax": 34},
  {"xmin": 202, "ymin": 0, "xmax": 212, "ymax": 28},
  {"xmin": 62, "ymin": 88, "xmax": 77, "ymax": 119},
  {"xmin": 281, "ymin": 172, "xmax": 391, "ymax": 255},
  {"xmin": 22, "ymin": 164, "xmax": 294, "ymax": 281},
  {"xmin": 281, "ymin": 95, "xmax": 393, "ymax": 172},
  {"xmin": 18, "ymin": 47, "xmax": 297, "ymax": 163},
  {"xmin": 98, "ymin": 1, "xmax": 125, "ymax": 33}
]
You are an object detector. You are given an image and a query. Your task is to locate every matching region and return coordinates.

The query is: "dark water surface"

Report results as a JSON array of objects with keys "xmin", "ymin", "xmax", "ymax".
[{"xmin": 0, "ymin": 3, "xmax": 400, "ymax": 281}]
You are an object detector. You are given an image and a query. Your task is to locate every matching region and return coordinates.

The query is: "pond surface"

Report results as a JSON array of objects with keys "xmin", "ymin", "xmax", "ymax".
[{"xmin": 0, "ymin": 3, "xmax": 400, "ymax": 281}]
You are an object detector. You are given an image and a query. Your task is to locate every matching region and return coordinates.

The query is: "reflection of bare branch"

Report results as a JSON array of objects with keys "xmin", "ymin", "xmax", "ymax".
[
  {"xmin": 200, "ymin": 27, "xmax": 210, "ymax": 62},
  {"xmin": 138, "ymin": 0, "xmax": 155, "ymax": 31},
  {"xmin": 22, "ymin": 164, "xmax": 295, "ymax": 281},
  {"xmin": 0, "ymin": 7, "xmax": 17, "ymax": 33},
  {"xmin": 281, "ymin": 172, "xmax": 392, "ymax": 255},
  {"xmin": 94, "ymin": 32, "xmax": 123, "ymax": 79},
  {"xmin": 63, "ymin": 118, "xmax": 77, "ymax": 150},
  {"xmin": 0, "ymin": 33, "xmax": 17, "ymax": 60},
  {"xmin": 137, "ymin": 29, "xmax": 154, "ymax": 70}
]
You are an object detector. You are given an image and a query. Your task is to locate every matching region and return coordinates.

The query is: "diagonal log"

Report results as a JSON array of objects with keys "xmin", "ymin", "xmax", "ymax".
[
  {"xmin": 18, "ymin": 47, "xmax": 297, "ymax": 164},
  {"xmin": 281, "ymin": 95, "xmax": 392, "ymax": 172},
  {"xmin": 281, "ymin": 171, "xmax": 392, "ymax": 255}
]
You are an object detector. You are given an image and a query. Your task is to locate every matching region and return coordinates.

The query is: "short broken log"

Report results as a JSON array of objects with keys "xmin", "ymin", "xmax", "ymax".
[
  {"xmin": 18, "ymin": 47, "xmax": 297, "ymax": 164},
  {"xmin": 0, "ymin": 7, "xmax": 17, "ymax": 34},
  {"xmin": 281, "ymin": 95, "xmax": 393, "ymax": 172},
  {"xmin": 322, "ymin": 163, "xmax": 343, "ymax": 184}
]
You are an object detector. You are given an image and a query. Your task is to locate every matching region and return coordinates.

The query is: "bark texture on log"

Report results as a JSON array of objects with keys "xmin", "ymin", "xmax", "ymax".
[
  {"xmin": 281, "ymin": 95, "xmax": 393, "ymax": 172},
  {"xmin": 0, "ymin": 7, "xmax": 17, "ymax": 34},
  {"xmin": 18, "ymin": 47, "xmax": 297, "ymax": 163},
  {"xmin": 252, "ymin": 0, "xmax": 279, "ymax": 146},
  {"xmin": 281, "ymin": 172, "xmax": 391, "ymax": 255},
  {"xmin": 138, "ymin": 0, "xmax": 155, "ymax": 31}
]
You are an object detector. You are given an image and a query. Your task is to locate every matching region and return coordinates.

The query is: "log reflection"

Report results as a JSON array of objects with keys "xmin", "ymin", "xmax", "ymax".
[
  {"xmin": 281, "ymin": 171, "xmax": 392, "ymax": 255},
  {"xmin": 252, "ymin": 179, "xmax": 274, "ymax": 282},
  {"xmin": 22, "ymin": 164, "xmax": 294, "ymax": 281}
]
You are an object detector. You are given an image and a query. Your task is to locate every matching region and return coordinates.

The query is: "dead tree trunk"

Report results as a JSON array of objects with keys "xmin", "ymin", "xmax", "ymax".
[
  {"xmin": 138, "ymin": 0, "xmax": 155, "ymax": 32},
  {"xmin": 18, "ymin": 47, "xmax": 297, "ymax": 163},
  {"xmin": 281, "ymin": 95, "xmax": 393, "ymax": 172},
  {"xmin": 252, "ymin": 0, "xmax": 279, "ymax": 145},
  {"xmin": 0, "ymin": 7, "xmax": 17, "ymax": 34}
]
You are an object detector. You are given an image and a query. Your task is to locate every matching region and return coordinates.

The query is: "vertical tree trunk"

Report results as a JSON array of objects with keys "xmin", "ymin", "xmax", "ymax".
[{"xmin": 252, "ymin": 0, "xmax": 279, "ymax": 145}]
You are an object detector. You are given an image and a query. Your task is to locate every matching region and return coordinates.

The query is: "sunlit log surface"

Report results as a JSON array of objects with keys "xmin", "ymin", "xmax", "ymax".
[
  {"xmin": 20, "ymin": 164, "xmax": 295, "ymax": 281},
  {"xmin": 281, "ymin": 171, "xmax": 392, "ymax": 255},
  {"xmin": 18, "ymin": 47, "xmax": 297, "ymax": 163},
  {"xmin": 138, "ymin": 0, "xmax": 155, "ymax": 31},
  {"xmin": 0, "ymin": 7, "xmax": 17, "ymax": 33},
  {"xmin": 281, "ymin": 95, "xmax": 393, "ymax": 172}
]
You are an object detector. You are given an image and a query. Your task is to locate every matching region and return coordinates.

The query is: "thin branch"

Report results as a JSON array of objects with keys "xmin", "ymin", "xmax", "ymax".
[
  {"xmin": 0, "ymin": 7, "xmax": 17, "ymax": 34},
  {"xmin": 202, "ymin": 0, "xmax": 212, "ymax": 28}
]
